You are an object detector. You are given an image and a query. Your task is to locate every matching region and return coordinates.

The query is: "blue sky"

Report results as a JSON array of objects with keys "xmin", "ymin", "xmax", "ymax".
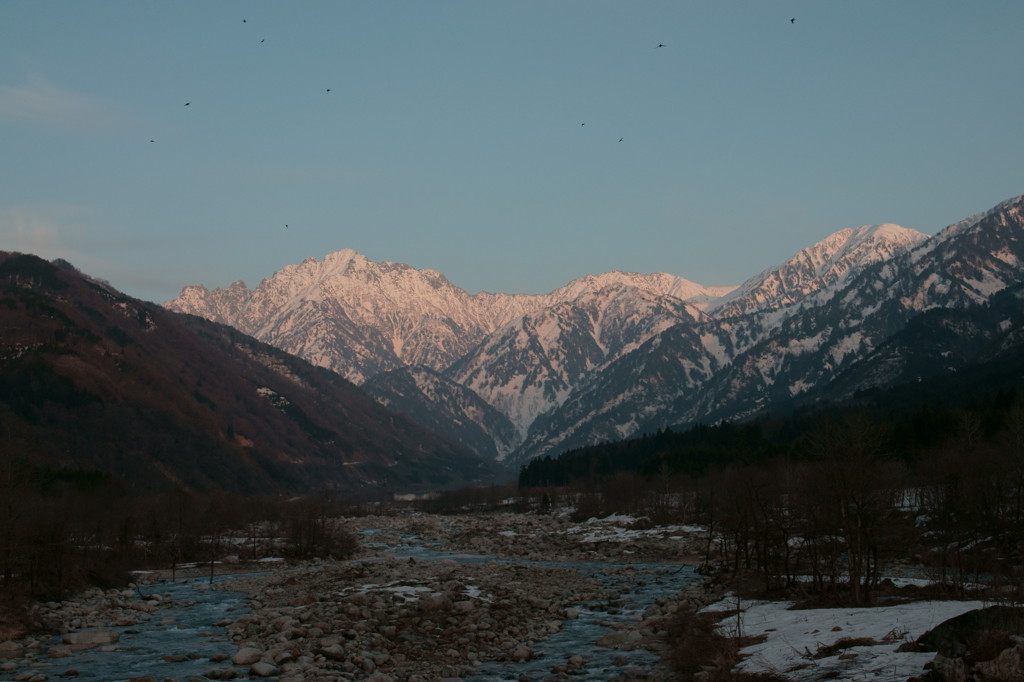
[{"xmin": 2, "ymin": 1, "xmax": 1023, "ymax": 304}]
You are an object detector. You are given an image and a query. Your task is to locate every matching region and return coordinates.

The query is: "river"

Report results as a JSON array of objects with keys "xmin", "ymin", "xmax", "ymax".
[{"xmin": 0, "ymin": 526, "xmax": 696, "ymax": 681}]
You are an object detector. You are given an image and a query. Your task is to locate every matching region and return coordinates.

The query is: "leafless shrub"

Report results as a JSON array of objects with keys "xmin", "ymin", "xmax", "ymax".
[
  {"xmin": 666, "ymin": 604, "xmax": 786, "ymax": 681},
  {"xmin": 812, "ymin": 636, "xmax": 883, "ymax": 659}
]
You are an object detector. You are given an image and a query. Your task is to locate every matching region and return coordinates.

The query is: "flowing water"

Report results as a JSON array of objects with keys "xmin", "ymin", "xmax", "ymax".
[
  {"xmin": 0, "ymin": 573, "xmax": 252, "ymax": 682},
  {"xmin": 1, "ymin": 532, "xmax": 695, "ymax": 681},
  {"xmin": 374, "ymin": 533, "xmax": 697, "ymax": 680}
]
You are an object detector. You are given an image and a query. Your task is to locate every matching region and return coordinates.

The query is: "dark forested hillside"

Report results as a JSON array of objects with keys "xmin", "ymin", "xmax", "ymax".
[
  {"xmin": 518, "ymin": 335, "xmax": 1024, "ymax": 489},
  {"xmin": 0, "ymin": 253, "xmax": 504, "ymax": 494}
]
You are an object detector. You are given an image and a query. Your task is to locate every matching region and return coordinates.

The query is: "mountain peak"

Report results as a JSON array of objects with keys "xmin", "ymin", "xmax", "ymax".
[
  {"xmin": 552, "ymin": 270, "xmax": 733, "ymax": 308},
  {"xmin": 707, "ymin": 221, "xmax": 928, "ymax": 317},
  {"xmin": 164, "ymin": 193, "xmax": 1024, "ymax": 464}
]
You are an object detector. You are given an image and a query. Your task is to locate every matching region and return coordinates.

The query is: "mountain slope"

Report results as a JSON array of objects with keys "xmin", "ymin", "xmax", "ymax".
[
  {"xmin": 169, "ymin": 249, "xmax": 537, "ymax": 383},
  {"xmin": 449, "ymin": 284, "xmax": 707, "ymax": 443},
  {"xmin": 363, "ymin": 365, "xmax": 520, "ymax": 460},
  {"xmin": 506, "ymin": 196, "xmax": 1024, "ymax": 462},
  {"xmin": 166, "ymin": 253, "xmax": 729, "ymax": 387},
  {"xmin": 165, "ymin": 194, "xmax": 1024, "ymax": 465},
  {"xmin": 808, "ymin": 282, "xmax": 1024, "ymax": 405},
  {"xmin": 666, "ymin": 194, "xmax": 1024, "ymax": 427},
  {"xmin": 708, "ymin": 223, "xmax": 928, "ymax": 319},
  {"xmin": 506, "ymin": 220, "xmax": 934, "ymax": 462},
  {"xmin": 0, "ymin": 253, "xmax": 502, "ymax": 493}
]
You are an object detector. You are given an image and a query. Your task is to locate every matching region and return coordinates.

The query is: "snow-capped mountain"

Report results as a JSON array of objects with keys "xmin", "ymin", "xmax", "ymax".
[
  {"xmin": 167, "ymin": 249, "xmax": 722, "ymax": 385},
  {"xmin": 511, "ymin": 195, "xmax": 1024, "ymax": 462},
  {"xmin": 0, "ymin": 253, "xmax": 502, "ymax": 493},
  {"xmin": 167, "ymin": 194, "xmax": 1024, "ymax": 466},
  {"xmin": 449, "ymin": 284, "xmax": 707, "ymax": 437},
  {"xmin": 704, "ymin": 223, "xmax": 929, "ymax": 354},
  {"xmin": 709, "ymin": 223, "xmax": 928, "ymax": 318}
]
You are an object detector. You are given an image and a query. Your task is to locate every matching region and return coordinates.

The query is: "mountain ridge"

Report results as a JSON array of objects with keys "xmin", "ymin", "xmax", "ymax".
[
  {"xmin": 0, "ymin": 252, "xmax": 502, "ymax": 493},
  {"xmin": 167, "ymin": 195, "xmax": 1024, "ymax": 465}
]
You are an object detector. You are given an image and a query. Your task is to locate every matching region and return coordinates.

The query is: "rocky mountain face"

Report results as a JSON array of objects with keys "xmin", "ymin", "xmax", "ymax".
[
  {"xmin": 362, "ymin": 365, "xmax": 520, "ymax": 461},
  {"xmin": 167, "ymin": 194, "xmax": 1024, "ymax": 466},
  {"xmin": 808, "ymin": 282, "xmax": 1024, "ymax": 407},
  {"xmin": 0, "ymin": 253, "xmax": 502, "ymax": 493},
  {"xmin": 167, "ymin": 254, "xmax": 725, "ymax": 460},
  {"xmin": 532, "ymin": 196, "xmax": 1024, "ymax": 460}
]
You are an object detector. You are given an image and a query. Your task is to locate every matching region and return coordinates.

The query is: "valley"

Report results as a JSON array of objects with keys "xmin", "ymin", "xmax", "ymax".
[
  {"xmin": 0, "ymin": 510, "xmax": 1005, "ymax": 682},
  {"xmin": 167, "ymin": 195, "xmax": 1024, "ymax": 466},
  {"xmin": 5, "ymin": 195, "xmax": 1024, "ymax": 681},
  {"xmin": 6, "ymin": 3, "xmax": 1024, "ymax": 680}
]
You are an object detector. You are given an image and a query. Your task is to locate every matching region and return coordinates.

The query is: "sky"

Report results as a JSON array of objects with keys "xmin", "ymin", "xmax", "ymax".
[{"xmin": 2, "ymin": 1, "xmax": 1024, "ymax": 304}]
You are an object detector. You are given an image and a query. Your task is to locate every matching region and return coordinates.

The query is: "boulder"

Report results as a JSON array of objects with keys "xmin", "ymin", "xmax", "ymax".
[
  {"xmin": 231, "ymin": 646, "xmax": 263, "ymax": 665},
  {"xmin": 130, "ymin": 600, "xmax": 155, "ymax": 613},
  {"xmin": 61, "ymin": 629, "xmax": 120, "ymax": 647},
  {"xmin": 597, "ymin": 628, "xmax": 643, "ymax": 650},
  {"xmin": 917, "ymin": 606, "xmax": 1024, "ymax": 681},
  {"xmin": 365, "ymin": 674, "xmax": 395, "ymax": 682},
  {"xmin": 320, "ymin": 643, "xmax": 347, "ymax": 661},
  {"xmin": 0, "ymin": 640, "xmax": 24, "ymax": 659},
  {"xmin": 249, "ymin": 661, "xmax": 280, "ymax": 677},
  {"xmin": 918, "ymin": 606, "xmax": 1024, "ymax": 658}
]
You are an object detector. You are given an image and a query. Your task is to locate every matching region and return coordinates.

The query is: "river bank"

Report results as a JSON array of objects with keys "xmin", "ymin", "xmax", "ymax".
[
  {"xmin": 0, "ymin": 511, "xmax": 712, "ymax": 682},
  {"xmin": 1, "ymin": 509, "xmax": 996, "ymax": 681}
]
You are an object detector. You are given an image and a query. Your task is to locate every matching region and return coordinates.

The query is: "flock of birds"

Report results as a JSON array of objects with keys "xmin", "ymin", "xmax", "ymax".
[
  {"xmin": 165, "ymin": 14, "xmax": 798, "ymax": 124},
  {"xmin": 153, "ymin": 15, "xmax": 797, "ymax": 227}
]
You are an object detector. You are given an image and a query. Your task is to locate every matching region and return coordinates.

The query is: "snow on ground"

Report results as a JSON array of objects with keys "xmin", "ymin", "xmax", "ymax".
[
  {"xmin": 565, "ymin": 514, "xmax": 705, "ymax": 543},
  {"xmin": 703, "ymin": 595, "xmax": 987, "ymax": 681}
]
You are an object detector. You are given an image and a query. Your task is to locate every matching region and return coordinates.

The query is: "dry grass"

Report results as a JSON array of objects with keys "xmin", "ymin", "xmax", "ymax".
[
  {"xmin": 0, "ymin": 596, "xmax": 45, "ymax": 641},
  {"xmin": 666, "ymin": 604, "xmax": 787, "ymax": 681},
  {"xmin": 811, "ymin": 636, "xmax": 883, "ymax": 659}
]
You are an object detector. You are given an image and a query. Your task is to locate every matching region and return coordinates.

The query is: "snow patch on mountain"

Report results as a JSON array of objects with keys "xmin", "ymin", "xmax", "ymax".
[
  {"xmin": 167, "ymin": 194, "xmax": 1024, "ymax": 463},
  {"xmin": 707, "ymin": 223, "xmax": 928, "ymax": 320}
]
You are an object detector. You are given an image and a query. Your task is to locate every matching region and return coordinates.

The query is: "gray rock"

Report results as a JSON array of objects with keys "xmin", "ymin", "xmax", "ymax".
[
  {"xmin": 0, "ymin": 640, "xmax": 24, "ymax": 659},
  {"xmin": 597, "ymin": 628, "xmax": 643, "ymax": 650},
  {"xmin": 249, "ymin": 661, "xmax": 280, "ymax": 677},
  {"xmin": 231, "ymin": 646, "xmax": 263, "ymax": 665},
  {"xmin": 918, "ymin": 606, "xmax": 1024, "ymax": 658},
  {"xmin": 320, "ymin": 643, "xmax": 347, "ymax": 661},
  {"xmin": 130, "ymin": 600, "xmax": 155, "ymax": 613},
  {"xmin": 61, "ymin": 629, "xmax": 120, "ymax": 647}
]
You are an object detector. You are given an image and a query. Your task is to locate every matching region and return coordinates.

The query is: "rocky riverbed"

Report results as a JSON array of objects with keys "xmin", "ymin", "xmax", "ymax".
[{"xmin": 0, "ymin": 511, "xmax": 715, "ymax": 682}]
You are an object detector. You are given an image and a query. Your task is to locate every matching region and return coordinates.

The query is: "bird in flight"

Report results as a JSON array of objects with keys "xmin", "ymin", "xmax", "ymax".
[
  {"xmin": 184, "ymin": 102, "xmax": 190, "ymax": 106},
  {"xmin": 326, "ymin": 88, "xmax": 331, "ymax": 92},
  {"xmin": 618, "ymin": 138, "xmax": 623, "ymax": 142},
  {"xmin": 790, "ymin": 18, "xmax": 796, "ymax": 23},
  {"xmin": 656, "ymin": 43, "xmax": 666, "ymax": 48}
]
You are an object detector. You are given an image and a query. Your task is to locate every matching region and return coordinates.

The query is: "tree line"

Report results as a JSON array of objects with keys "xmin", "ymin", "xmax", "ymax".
[
  {"xmin": 517, "ymin": 398, "xmax": 1024, "ymax": 606},
  {"xmin": 0, "ymin": 458, "xmax": 360, "ymax": 604}
]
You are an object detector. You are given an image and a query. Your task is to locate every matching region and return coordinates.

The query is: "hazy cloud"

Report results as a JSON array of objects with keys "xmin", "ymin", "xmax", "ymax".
[
  {"xmin": 1, "ymin": 204, "xmax": 91, "ymax": 261},
  {"xmin": 0, "ymin": 204, "xmax": 202, "ymax": 302},
  {"xmin": 0, "ymin": 73, "xmax": 126, "ymax": 133}
]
